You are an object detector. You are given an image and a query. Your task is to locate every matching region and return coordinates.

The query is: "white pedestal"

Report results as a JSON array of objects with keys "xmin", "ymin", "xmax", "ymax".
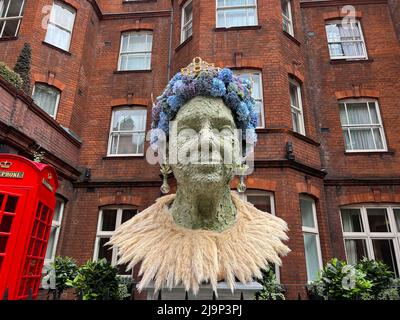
[{"xmin": 145, "ymin": 282, "xmax": 262, "ymax": 300}]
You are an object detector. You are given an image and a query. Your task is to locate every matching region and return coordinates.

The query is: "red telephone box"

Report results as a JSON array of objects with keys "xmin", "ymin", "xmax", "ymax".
[{"xmin": 0, "ymin": 154, "xmax": 58, "ymax": 300}]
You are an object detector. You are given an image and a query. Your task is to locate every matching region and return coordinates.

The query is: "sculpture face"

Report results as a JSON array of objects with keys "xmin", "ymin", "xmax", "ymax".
[{"xmin": 169, "ymin": 95, "xmax": 241, "ymax": 189}]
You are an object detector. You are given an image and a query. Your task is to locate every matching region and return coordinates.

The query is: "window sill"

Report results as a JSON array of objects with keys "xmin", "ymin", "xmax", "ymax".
[
  {"xmin": 214, "ymin": 25, "xmax": 262, "ymax": 32},
  {"xmin": 282, "ymin": 30, "xmax": 301, "ymax": 46},
  {"xmin": 344, "ymin": 150, "xmax": 394, "ymax": 156},
  {"xmin": 0, "ymin": 36, "xmax": 18, "ymax": 42},
  {"xmin": 330, "ymin": 58, "xmax": 373, "ymax": 65},
  {"xmin": 103, "ymin": 155, "xmax": 145, "ymax": 159},
  {"xmin": 175, "ymin": 35, "xmax": 193, "ymax": 52},
  {"xmin": 42, "ymin": 41, "xmax": 72, "ymax": 56},
  {"xmin": 113, "ymin": 69, "xmax": 152, "ymax": 74}
]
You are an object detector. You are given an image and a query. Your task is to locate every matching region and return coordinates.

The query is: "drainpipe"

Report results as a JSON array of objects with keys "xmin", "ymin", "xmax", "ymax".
[{"xmin": 167, "ymin": 0, "xmax": 174, "ymax": 82}]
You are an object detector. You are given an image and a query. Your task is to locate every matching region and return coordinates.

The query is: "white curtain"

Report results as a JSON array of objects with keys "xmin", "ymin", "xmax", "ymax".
[{"xmin": 32, "ymin": 84, "xmax": 59, "ymax": 117}]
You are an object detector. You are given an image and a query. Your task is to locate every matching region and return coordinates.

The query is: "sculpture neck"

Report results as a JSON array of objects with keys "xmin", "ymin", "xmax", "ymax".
[{"xmin": 169, "ymin": 184, "xmax": 237, "ymax": 232}]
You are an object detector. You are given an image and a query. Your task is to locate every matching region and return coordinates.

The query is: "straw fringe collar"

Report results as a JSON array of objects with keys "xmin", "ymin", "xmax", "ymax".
[{"xmin": 108, "ymin": 192, "xmax": 290, "ymax": 295}]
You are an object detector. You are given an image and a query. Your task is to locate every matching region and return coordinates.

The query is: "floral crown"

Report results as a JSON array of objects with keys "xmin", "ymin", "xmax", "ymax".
[{"xmin": 151, "ymin": 57, "xmax": 258, "ymax": 145}]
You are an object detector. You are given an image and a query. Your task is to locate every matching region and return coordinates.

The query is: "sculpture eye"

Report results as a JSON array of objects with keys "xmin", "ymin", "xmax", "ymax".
[{"xmin": 220, "ymin": 125, "xmax": 234, "ymax": 137}]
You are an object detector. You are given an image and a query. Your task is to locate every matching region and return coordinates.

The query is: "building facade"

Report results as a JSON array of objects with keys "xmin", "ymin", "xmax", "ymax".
[{"xmin": 0, "ymin": 0, "xmax": 399, "ymax": 299}]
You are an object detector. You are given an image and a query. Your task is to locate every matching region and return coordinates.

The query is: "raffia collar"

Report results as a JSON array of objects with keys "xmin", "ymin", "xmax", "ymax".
[{"xmin": 109, "ymin": 192, "xmax": 290, "ymax": 295}]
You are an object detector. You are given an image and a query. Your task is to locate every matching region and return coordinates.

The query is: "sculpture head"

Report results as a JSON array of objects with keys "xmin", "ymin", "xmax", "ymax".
[{"xmin": 168, "ymin": 95, "xmax": 241, "ymax": 190}]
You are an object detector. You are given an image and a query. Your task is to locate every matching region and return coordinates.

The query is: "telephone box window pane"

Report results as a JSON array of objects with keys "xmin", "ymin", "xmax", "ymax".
[
  {"xmin": 41, "ymin": 206, "xmax": 49, "ymax": 222},
  {"xmin": 372, "ymin": 239, "xmax": 399, "ymax": 277},
  {"xmin": 0, "ymin": 235, "xmax": 9, "ymax": 252},
  {"xmin": 121, "ymin": 209, "xmax": 137, "ymax": 224},
  {"xmin": 341, "ymin": 208, "xmax": 363, "ymax": 232},
  {"xmin": 345, "ymin": 239, "xmax": 367, "ymax": 265},
  {"xmin": 0, "ymin": 214, "xmax": 13, "ymax": 233},
  {"xmin": 0, "ymin": 193, "xmax": 4, "ymax": 208},
  {"xmin": 0, "ymin": 256, "xmax": 3, "ymax": 270},
  {"xmin": 101, "ymin": 210, "xmax": 117, "ymax": 231},
  {"xmin": 5, "ymin": 195, "xmax": 18, "ymax": 213},
  {"xmin": 367, "ymin": 208, "xmax": 390, "ymax": 232},
  {"xmin": 98, "ymin": 237, "xmax": 112, "ymax": 263}
]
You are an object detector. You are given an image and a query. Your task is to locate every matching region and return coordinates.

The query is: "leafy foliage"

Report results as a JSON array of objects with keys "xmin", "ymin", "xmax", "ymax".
[
  {"xmin": 309, "ymin": 258, "xmax": 400, "ymax": 300},
  {"xmin": 310, "ymin": 258, "xmax": 373, "ymax": 300},
  {"xmin": 51, "ymin": 256, "xmax": 78, "ymax": 297},
  {"xmin": 255, "ymin": 267, "xmax": 286, "ymax": 300},
  {"xmin": 66, "ymin": 259, "xmax": 128, "ymax": 300},
  {"xmin": 0, "ymin": 61, "xmax": 22, "ymax": 89},
  {"xmin": 14, "ymin": 43, "xmax": 32, "ymax": 94},
  {"xmin": 356, "ymin": 257, "xmax": 394, "ymax": 298}
]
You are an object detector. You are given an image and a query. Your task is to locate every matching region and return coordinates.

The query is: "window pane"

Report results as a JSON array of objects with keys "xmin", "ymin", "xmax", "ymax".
[
  {"xmin": 345, "ymin": 239, "xmax": 367, "ymax": 265},
  {"xmin": 97, "ymin": 237, "xmax": 112, "ymax": 263},
  {"xmin": 113, "ymin": 109, "xmax": 147, "ymax": 132},
  {"xmin": 53, "ymin": 198, "xmax": 63, "ymax": 222},
  {"xmin": 2, "ymin": 19, "xmax": 19, "ymax": 37},
  {"xmin": 121, "ymin": 209, "xmax": 137, "ymax": 224},
  {"xmin": 367, "ymin": 208, "xmax": 390, "ymax": 232},
  {"xmin": 45, "ymin": 2, "xmax": 75, "ymax": 51},
  {"xmin": 32, "ymin": 84, "xmax": 60, "ymax": 117},
  {"xmin": 183, "ymin": 2, "xmax": 193, "ymax": 24},
  {"xmin": 349, "ymin": 129, "xmax": 375, "ymax": 150},
  {"xmin": 346, "ymin": 103, "xmax": 370, "ymax": 125},
  {"xmin": 118, "ymin": 133, "xmax": 136, "ymax": 154},
  {"xmin": 101, "ymin": 210, "xmax": 117, "ymax": 231},
  {"xmin": 303, "ymin": 233, "xmax": 320, "ymax": 282},
  {"xmin": 6, "ymin": 0, "xmax": 24, "ymax": 17},
  {"xmin": 341, "ymin": 208, "xmax": 363, "ymax": 232},
  {"xmin": 339, "ymin": 104, "xmax": 347, "ymax": 125},
  {"xmin": 326, "ymin": 24, "xmax": 341, "ymax": 43},
  {"xmin": 281, "ymin": 0, "xmax": 290, "ymax": 17},
  {"xmin": 289, "ymin": 82, "xmax": 299, "ymax": 108},
  {"xmin": 373, "ymin": 128, "xmax": 384, "ymax": 150},
  {"xmin": 342, "ymin": 129, "xmax": 351, "ymax": 150},
  {"xmin": 5, "ymin": 195, "xmax": 18, "ymax": 213},
  {"xmin": 368, "ymin": 102, "xmax": 379, "ymax": 123},
  {"xmin": 300, "ymin": 197, "xmax": 315, "ymax": 228},
  {"xmin": 372, "ymin": 239, "xmax": 399, "ymax": 277},
  {"xmin": 225, "ymin": 9, "xmax": 248, "ymax": 27},
  {"xmin": 45, "ymin": 226, "xmax": 57, "ymax": 260},
  {"xmin": 246, "ymin": 194, "xmax": 272, "ymax": 213},
  {"xmin": 394, "ymin": 209, "xmax": 400, "ymax": 232}
]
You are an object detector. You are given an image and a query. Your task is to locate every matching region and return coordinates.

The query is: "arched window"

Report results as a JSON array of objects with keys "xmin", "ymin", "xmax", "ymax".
[
  {"xmin": 340, "ymin": 204, "xmax": 400, "ymax": 277},
  {"xmin": 289, "ymin": 78, "xmax": 305, "ymax": 135},
  {"xmin": 32, "ymin": 83, "xmax": 61, "ymax": 118},
  {"xmin": 94, "ymin": 206, "xmax": 137, "ymax": 275},
  {"xmin": 107, "ymin": 106, "xmax": 147, "ymax": 156}
]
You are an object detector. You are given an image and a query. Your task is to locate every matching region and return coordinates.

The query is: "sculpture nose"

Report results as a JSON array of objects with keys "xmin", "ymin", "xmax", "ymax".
[{"xmin": 198, "ymin": 122, "xmax": 214, "ymax": 155}]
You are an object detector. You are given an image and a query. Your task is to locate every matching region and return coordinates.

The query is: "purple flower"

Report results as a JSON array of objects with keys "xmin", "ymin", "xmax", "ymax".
[
  {"xmin": 223, "ymin": 91, "xmax": 241, "ymax": 111},
  {"xmin": 167, "ymin": 95, "xmax": 185, "ymax": 113}
]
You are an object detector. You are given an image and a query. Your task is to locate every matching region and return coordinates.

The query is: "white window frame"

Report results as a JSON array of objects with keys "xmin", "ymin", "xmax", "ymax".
[
  {"xmin": 289, "ymin": 78, "xmax": 305, "ymax": 135},
  {"xmin": 241, "ymin": 189, "xmax": 280, "ymax": 282},
  {"xmin": 340, "ymin": 204, "xmax": 400, "ymax": 277},
  {"xmin": 180, "ymin": 0, "xmax": 193, "ymax": 43},
  {"xmin": 300, "ymin": 195, "xmax": 323, "ymax": 283},
  {"xmin": 93, "ymin": 206, "xmax": 138, "ymax": 275},
  {"xmin": 216, "ymin": 0, "xmax": 258, "ymax": 28},
  {"xmin": 325, "ymin": 20, "xmax": 368, "ymax": 60},
  {"xmin": 339, "ymin": 99, "xmax": 387, "ymax": 152},
  {"xmin": 234, "ymin": 69, "xmax": 265, "ymax": 128},
  {"xmin": 32, "ymin": 83, "xmax": 61, "ymax": 119},
  {"xmin": 281, "ymin": 0, "xmax": 294, "ymax": 36},
  {"xmin": 0, "ymin": 0, "xmax": 25, "ymax": 38},
  {"xmin": 118, "ymin": 31, "xmax": 153, "ymax": 71},
  {"xmin": 44, "ymin": 0, "xmax": 76, "ymax": 52},
  {"xmin": 107, "ymin": 106, "xmax": 147, "ymax": 157},
  {"xmin": 44, "ymin": 196, "xmax": 65, "ymax": 266}
]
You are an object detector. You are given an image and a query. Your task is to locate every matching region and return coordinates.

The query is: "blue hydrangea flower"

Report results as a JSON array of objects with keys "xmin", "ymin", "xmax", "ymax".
[
  {"xmin": 217, "ymin": 68, "xmax": 233, "ymax": 84},
  {"xmin": 210, "ymin": 78, "xmax": 226, "ymax": 97},
  {"xmin": 167, "ymin": 95, "xmax": 185, "ymax": 114},
  {"xmin": 237, "ymin": 102, "xmax": 250, "ymax": 122}
]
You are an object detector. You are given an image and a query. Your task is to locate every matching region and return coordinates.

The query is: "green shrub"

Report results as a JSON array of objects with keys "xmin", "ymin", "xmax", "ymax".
[
  {"xmin": 14, "ymin": 43, "xmax": 32, "ymax": 94},
  {"xmin": 66, "ymin": 259, "xmax": 128, "ymax": 300},
  {"xmin": 255, "ymin": 267, "xmax": 286, "ymax": 300},
  {"xmin": 311, "ymin": 258, "xmax": 373, "ymax": 300},
  {"xmin": 356, "ymin": 258, "xmax": 394, "ymax": 298},
  {"xmin": 0, "ymin": 61, "xmax": 23, "ymax": 89},
  {"xmin": 51, "ymin": 256, "xmax": 78, "ymax": 298}
]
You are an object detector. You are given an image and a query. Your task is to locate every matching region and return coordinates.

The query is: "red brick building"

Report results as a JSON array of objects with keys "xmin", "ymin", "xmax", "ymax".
[{"xmin": 0, "ymin": 0, "xmax": 399, "ymax": 299}]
